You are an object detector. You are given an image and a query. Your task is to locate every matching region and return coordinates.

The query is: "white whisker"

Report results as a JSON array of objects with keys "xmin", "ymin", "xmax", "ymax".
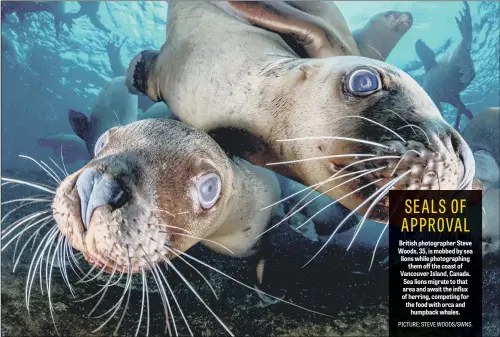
[
  {"xmin": 60, "ymin": 145, "xmax": 70, "ymax": 177},
  {"xmin": 339, "ymin": 116, "xmax": 406, "ymax": 143},
  {"xmin": 169, "ymin": 232, "xmax": 235, "ymax": 255},
  {"xmin": 390, "ymin": 150, "xmax": 422, "ymax": 177},
  {"xmin": 398, "ymin": 124, "xmax": 430, "ymax": 144},
  {"xmin": 369, "ymin": 221, "xmax": 388, "ymax": 271},
  {"xmin": 276, "ymin": 136, "xmax": 390, "ymax": 150},
  {"xmin": 266, "ymin": 154, "xmax": 375, "ymax": 166},
  {"xmin": 1, "ymin": 177, "xmax": 55, "ymax": 194}
]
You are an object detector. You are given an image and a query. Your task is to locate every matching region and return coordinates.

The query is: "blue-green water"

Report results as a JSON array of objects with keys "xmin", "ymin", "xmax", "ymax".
[{"xmin": 1, "ymin": 1, "xmax": 499, "ymax": 336}]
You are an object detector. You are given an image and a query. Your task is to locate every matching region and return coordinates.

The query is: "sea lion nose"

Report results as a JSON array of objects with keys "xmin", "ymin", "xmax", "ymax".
[{"xmin": 76, "ymin": 168, "xmax": 127, "ymax": 228}]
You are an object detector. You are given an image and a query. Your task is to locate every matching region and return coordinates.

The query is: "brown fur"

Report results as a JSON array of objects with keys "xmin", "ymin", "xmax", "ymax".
[{"xmin": 53, "ymin": 119, "xmax": 279, "ymax": 273}]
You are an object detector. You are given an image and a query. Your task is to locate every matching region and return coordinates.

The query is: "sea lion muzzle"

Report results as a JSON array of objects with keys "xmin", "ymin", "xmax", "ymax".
[{"xmin": 126, "ymin": 49, "xmax": 160, "ymax": 98}]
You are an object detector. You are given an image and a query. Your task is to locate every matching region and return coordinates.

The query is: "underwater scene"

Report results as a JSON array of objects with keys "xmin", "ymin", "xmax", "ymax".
[{"xmin": 1, "ymin": 1, "xmax": 499, "ymax": 336}]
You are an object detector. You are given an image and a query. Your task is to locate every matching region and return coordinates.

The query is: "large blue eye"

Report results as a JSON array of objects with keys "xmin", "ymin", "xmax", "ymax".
[
  {"xmin": 94, "ymin": 131, "xmax": 109, "ymax": 157},
  {"xmin": 347, "ymin": 68, "xmax": 381, "ymax": 96}
]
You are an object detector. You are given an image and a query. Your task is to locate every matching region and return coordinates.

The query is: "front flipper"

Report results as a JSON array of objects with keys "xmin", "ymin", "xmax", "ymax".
[
  {"xmin": 221, "ymin": 1, "xmax": 359, "ymax": 58},
  {"xmin": 455, "ymin": 1, "xmax": 472, "ymax": 48},
  {"xmin": 68, "ymin": 109, "xmax": 92, "ymax": 143}
]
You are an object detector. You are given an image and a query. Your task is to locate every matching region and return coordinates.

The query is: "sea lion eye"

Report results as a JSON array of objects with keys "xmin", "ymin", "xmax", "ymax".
[
  {"xmin": 196, "ymin": 173, "xmax": 221, "ymax": 209},
  {"xmin": 94, "ymin": 131, "xmax": 109, "ymax": 156},
  {"xmin": 347, "ymin": 68, "xmax": 381, "ymax": 96}
]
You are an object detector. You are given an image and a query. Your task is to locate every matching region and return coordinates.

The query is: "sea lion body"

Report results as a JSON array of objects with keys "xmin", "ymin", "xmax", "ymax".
[
  {"xmin": 353, "ymin": 10, "xmax": 413, "ymax": 61},
  {"xmin": 482, "ymin": 188, "xmax": 500, "ymax": 256},
  {"xmin": 36, "ymin": 133, "xmax": 90, "ymax": 164},
  {"xmin": 126, "ymin": 1, "xmax": 476, "ymax": 223},
  {"xmin": 463, "ymin": 107, "xmax": 500, "ymax": 189},
  {"xmin": 415, "ymin": 1, "xmax": 475, "ymax": 130},
  {"xmin": 53, "ymin": 119, "xmax": 281, "ymax": 272},
  {"xmin": 68, "ymin": 76, "xmax": 138, "ymax": 156}
]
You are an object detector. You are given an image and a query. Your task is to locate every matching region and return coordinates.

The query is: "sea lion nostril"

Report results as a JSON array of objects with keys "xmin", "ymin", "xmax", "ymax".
[{"xmin": 76, "ymin": 168, "xmax": 128, "ymax": 228}]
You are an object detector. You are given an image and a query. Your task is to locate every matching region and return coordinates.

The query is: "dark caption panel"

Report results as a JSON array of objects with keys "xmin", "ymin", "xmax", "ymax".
[{"xmin": 388, "ymin": 190, "xmax": 482, "ymax": 337}]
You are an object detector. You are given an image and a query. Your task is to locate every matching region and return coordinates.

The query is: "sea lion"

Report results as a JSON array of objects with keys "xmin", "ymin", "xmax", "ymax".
[
  {"xmin": 353, "ymin": 11, "xmax": 413, "ymax": 61},
  {"xmin": 415, "ymin": 1, "xmax": 475, "ymax": 130},
  {"xmin": 65, "ymin": 1, "xmax": 110, "ymax": 34},
  {"xmin": 137, "ymin": 102, "xmax": 175, "ymax": 121},
  {"xmin": 1, "ymin": 1, "xmax": 72, "ymax": 39},
  {"xmin": 463, "ymin": 107, "xmax": 500, "ymax": 190},
  {"xmin": 37, "ymin": 133, "xmax": 90, "ymax": 164},
  {"xmin": 53, "ymin": 118, "xmax": 282, "ymax": 272},
  {"xmin": 68, "ymin": 76, "xmax": 138, "ymax": 156},
  {"xmin": 126, "ymin": 1, "xmax": 476, "ymax": 223}
]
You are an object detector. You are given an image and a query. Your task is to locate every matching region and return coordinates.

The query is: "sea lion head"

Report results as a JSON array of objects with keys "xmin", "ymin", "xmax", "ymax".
[
  {"xmin": 415, "ymin": 39, "xmax": 437, "ymax": 71},
  {"xmin": 52, "ymin": 119, "xmax": 235, "ymax": 274},
  {"xmin": 266, "ymin": 56, "xmax": 476, "ymax": 222},
  {"xmin": 354, "ymin": 11, "xmax": 413, "ymax": 61}
]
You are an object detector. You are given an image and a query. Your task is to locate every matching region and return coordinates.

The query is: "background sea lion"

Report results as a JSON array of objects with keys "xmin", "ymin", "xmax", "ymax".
[
  {"xmin": 64, "ymin": 1, "xmax": 110, "ymax": 34},
  {"xmin": 463, "ymin": 107, "xmax": 500, "ymax": 190},
  {"xmin": 415, "ymin": 1, "xmax": 475, "ymax": 131},
  {"xmin": 482, "ymin": 188, "xmax": 500, "ymax": 256},
  {"xmin": 68, "ymin": 76, "xmax": 138, "ymax": 156},
  {"xmin": 1, "ymin": 1, "xmax": 72, "ymax": 39},
  {"xmin": 36, "ymin": 133, "xmax": 90, "ymax": 165},
  {"xmin": 126, "ymin": 1, "xmax": 476, "ymax": 223},
  {"xmin": 353, "ymin": 11, "xmax": 413, "ymax": 61}
]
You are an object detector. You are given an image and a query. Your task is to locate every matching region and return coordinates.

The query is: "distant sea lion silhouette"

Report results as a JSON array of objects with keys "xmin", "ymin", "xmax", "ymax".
[
  {"xmin": 68, "ymin": 76, "xmax": 138, "ymax": 156},
  {"xmin": 415, "ymin": 1, "xmax": 475, "ymax": 131},
  {"xmin": 463, "ymin": 107, "xmax": 500, "ymax": 190},
  {"xmin": 1, "ymin": 1, "xmax": 72, "ymax": 39},
  {"xmin": 353, "ymin": 10, "xmax": 413, "ymax": 61},
  {"xmin": 65, "ymin": 1, "xmax": 110, "ymax": 34},
  {"xmin": 36, "ymin": 133, "xmax": 90, "ymax": 165}
]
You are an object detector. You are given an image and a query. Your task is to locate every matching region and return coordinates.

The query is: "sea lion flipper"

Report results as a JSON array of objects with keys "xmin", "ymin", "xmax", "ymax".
[
  {"xmin": 455, "ymin": 1, "xmax": 472, "ymax": 45},
  {"xmin": 68, "ymin": 109, "xmax": 92, "ymax": 142},
  {"xmin": 89, "ymin": 14, "xmax": 110, "ymax": 34}
]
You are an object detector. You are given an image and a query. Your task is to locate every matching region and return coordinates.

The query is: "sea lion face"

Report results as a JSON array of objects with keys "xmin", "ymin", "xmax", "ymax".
[
  {"xmin": 52, "ymin": 119, "xmax": 234, "ymax": 274},
  {"xmin": 273, "ymin": 56, "xmax": 475, "ymax": 221},
  {"xmin": 378, "ymin": 10, "xmax": 413, "ymax": 35}
]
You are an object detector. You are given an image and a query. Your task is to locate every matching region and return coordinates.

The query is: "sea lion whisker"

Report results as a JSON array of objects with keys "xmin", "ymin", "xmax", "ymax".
[
  {"xmin": 77, "ymin": 260, "xmax": 108, "ymax": 284},
  {"xmin": 166, "ymin": 249, "xmax": 219, "ymax": 300},
  {"xmin": 12, "ymin": 216, "xmax": 52, "ymax": 265},
  {"xmin": 160, "ymin": 254, "xmax": 228, "ymax": 337},
  {"xmin": 77, "ymin": 263, "xmax": 99, "ymax": 284},
  {"xmin": 283, "ymin": 167, "xmax": 385, "ymax": 223},
  {"xmin": 390, "ymin": 150, "xmax": 422, "ymax": 177},
  {"xmin": 134, "ymin": 269, "xmax": 148, "ymax": 337},
  {"xmin": 40, "ymin": 160, "xmax": 63, "ymax": 183},
  {"xmin": 1, "ymin": 177, "xmax": 56, "ymax": 195},
  {"xmin": 46, "ymin": 234, "xmax": 64, "ymax": 335},
  {"xmin": 276, "ymin": 136, "xmax": 390, "ymax": 150},
  {"xmin": 18, "ymin": 155, "xmax": 61, "ymax": 185},
  {"xmin": 156, "ymin": 221, "xmax": 192, "ymax": 234},
  {"xmin": 257, "ymin": 167, "xmax": 385, "ymax": 239},
  {"xmin": 60, "ymin": 145, "xmax": 70, "ymax": 177},
  {"xmin": 113, "ymin": 111, "xmax": 122, "ymax": 127},
  {"xmin": 1, "ymin": 213, "xmax": 52, "ymax": 250},
  {"xmin": 347, "ymin": 175, "xmax": 409, "ymax": 251},
  {"xmin": 144, "ymin": 270, "xmax": 151, "ymax": 337},
  {"xmin": 25, "ymin": 226, "xmax": 59, "ymax": 312},
  {"xmin": 64, "ymin": 241, "xmax": 85, "ymax": 279},
  {"xmin": 397, "ymin": 125, "xmax": 431, "ymax": 145},
  {"xmin": 386, "ymin": 108, "xmax": 417, "ymax": 136},
  {"xmin": 261, "ymin": 168, "xmax": 372, "ymax": 210},
  {"xmin": 1, "ymin": 207, "xmax": 50, "ymax": 237},
  {"xmin": 13, "ymin": 219, "xmax": 54, "ymax": 273},
  {"xmin": 303, "ymin": 170, "xmax": 412, "ymax": 267},
  {"xmin": 92, "ymin": 253, "xmax": 132, "ymax": 333},
  {"xmin": 1, "ymin": 197, "xmax": 51, "ymax": 207},
  {"xmin": 49, "ymin": 157, "xmax": 68, "ymax": 179},
  {"xmin": 112, "ymin": 251, "xmax": 134, "ymax": 336},
  {"xmin": 363, "ymin": 43, "xmax": 384, "ymax": 61},
  {"xmin": 339, "ymin": 116, "xmax": 406, "ymax": 143},
  {"xmin": 150, "ymin": 264, "xmax": 174, "ymax": 336},
  {"xmin": 58, "ymin": 239, "xmax": 76, "ymax": 297},
  {"xmin": 295, "ymin": 178, "xmax": 383, "ymax": 232},
  {"xmin": 369, "ymin": 221, "xmax": 389, "ymax": 271},
  {"xmin": 266, "ymin": 153, "xmax": 375, "ymax": 166},
  {"xmin": 170, "ymin": 247, "xmax": 333, "ymax": 318},
  {"xmin": 167, "ymin": 232, "xmax": 235, "ymax": 255}
]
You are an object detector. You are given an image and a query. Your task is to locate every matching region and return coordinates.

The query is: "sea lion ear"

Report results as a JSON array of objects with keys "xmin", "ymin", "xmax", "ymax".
[
  {"xmin": 126, "ymin": 50, "xmax": 160, "ymax": 98},
  {"xmin": 68, "ymin": 109, "xmax": 91, "ymax": 141}
]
